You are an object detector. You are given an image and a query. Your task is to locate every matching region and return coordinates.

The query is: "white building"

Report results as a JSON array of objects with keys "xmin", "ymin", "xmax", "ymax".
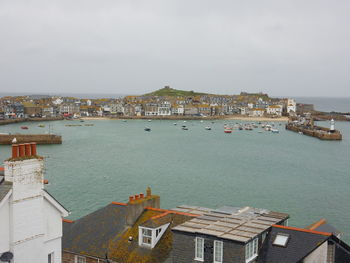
[
  {"xmin": 266, "ymin": 105, "xmax": 283, "ymax": 116},
  {"xmin": 157, "ymin": 102, "xmax": 171, "ymax": 116},
  {"xmin": 0, "ymin": 143, "xmax": 68, "ymax": 263},
  {"xmin": 287, "ymin": 99, "xmax": 297, "ymax": 114},
  {"xmin": 250, "ymin": 108, "xmax": 265, "ymax": 117}
]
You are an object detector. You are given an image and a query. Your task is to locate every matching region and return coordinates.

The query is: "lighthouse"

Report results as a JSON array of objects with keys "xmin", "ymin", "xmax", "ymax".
[{"xmin": 330, "ymin": 119, "xmax": 335, "ymax": 133}]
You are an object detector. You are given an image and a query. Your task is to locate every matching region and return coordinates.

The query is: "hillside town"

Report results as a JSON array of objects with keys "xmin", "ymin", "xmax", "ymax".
[{"xmin": 0, "ymin": 87, "xmax": 309, "ymax": 119}]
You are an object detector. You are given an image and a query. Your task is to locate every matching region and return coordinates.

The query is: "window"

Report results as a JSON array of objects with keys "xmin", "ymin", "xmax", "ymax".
[
  {"xmin": 75, "ymin": 256, "xmax": 86, "ymax": 263},
  {"xmin": 195, "ymin": 237, "xmax": 204, "ymax": 261},
  {"xmin": 156, "ymin": 228, "xmax": 161, "ymax": 237},
  {"xmin": 273, "ymin": 233, "xmax": 290, "ymax": 247},
  {"xmin": 214, "ymin": 240, "xmax": 223, "ymax": 263},
  {"xmin": 245, "ymin": 238, "xmax": 258, "ymax": 263},
  {"xmin": 48, "ymin": 252, "xmax": 54, "ymax": 263},
  {"xmin": 142, "ymin": 228, "xmax": 152, "ymax": 246}
]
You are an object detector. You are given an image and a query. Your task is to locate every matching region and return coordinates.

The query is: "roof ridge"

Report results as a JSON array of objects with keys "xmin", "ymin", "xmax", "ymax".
[{"xmin": 273, "ymin": 224, "xmax": 331, "ymax": 236}]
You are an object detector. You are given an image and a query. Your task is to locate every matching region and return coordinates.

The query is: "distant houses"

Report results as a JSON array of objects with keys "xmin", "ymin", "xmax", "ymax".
[{"xmin": 0, "ymin": 88, "xmax": 305, "ymax": 120}]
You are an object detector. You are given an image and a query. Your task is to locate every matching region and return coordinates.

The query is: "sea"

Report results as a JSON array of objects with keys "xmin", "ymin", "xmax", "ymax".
[{"xmin": 0, "ymin": 118, "xmax": 350, "ymax": 242}]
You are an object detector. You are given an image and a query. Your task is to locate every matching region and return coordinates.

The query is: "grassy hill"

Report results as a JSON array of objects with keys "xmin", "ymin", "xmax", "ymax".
[{"xmin": 144, "ymin": 87, "xmax": 207, "ymax": 97}]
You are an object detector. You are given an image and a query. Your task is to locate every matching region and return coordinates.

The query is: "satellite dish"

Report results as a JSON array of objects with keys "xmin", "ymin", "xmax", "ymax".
[{"xmin": 0, "ymin": 252, "xmax": 13, "ymax": 262}]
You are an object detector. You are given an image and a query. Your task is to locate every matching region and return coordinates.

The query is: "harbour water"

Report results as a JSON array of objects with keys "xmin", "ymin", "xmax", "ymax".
[{"xmin": 0, "ymin": 119, "xmax": 349, "ymax": 242}]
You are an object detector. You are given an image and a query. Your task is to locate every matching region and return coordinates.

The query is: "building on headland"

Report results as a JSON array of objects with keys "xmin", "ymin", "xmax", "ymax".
[
  {"xmin": 0, "ymin": 144, "xmax": 69, "ymax": 263},
  {"xmin": 287, "ymin": 99, "xmax": 297, "ymax": 115}
]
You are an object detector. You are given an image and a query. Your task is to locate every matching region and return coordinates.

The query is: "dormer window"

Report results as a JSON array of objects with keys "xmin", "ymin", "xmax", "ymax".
[{"xmin": 138, "ymin": 223, "xmax": 170, "ymax": 249}]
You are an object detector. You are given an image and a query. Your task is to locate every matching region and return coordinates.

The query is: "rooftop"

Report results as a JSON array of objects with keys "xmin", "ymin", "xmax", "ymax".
[{"xmin": 172, "ymin": 205, "xmax": 288, "ymax": 243}]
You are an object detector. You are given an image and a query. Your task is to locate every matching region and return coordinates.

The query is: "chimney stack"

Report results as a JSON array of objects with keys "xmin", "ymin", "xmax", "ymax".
[
  {"xmin": 11, "ymin": 142, "xmax": 37, "ymax": 159},
  {"xmin": 126, "ymin": 187, "xmax": 160, "ymax": 226}
]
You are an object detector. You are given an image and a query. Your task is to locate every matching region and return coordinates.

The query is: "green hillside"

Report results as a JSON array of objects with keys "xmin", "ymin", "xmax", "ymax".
[{"xmin": 144, "ymin": 87, "xmax": 207, "ymax": 97}]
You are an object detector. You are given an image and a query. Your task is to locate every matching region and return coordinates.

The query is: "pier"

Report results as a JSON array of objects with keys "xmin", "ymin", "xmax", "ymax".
[
  {"xmin": 285, "ymin": 122, "xmax": 342, "ymax": 140},
  {"xmin": 0, "ymin": 134, "xmax": 62, "ymax": 144}
]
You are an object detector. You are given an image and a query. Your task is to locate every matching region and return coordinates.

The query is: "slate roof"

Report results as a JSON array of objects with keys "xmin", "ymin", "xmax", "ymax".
[
  {"xmin": 0, "ymin": 177, "xmax": 12, "ymax": 202},
  {"xmin": 108, "ymin": 209, "xmax": 193, "ymax": 263},
  {"xmin": 172, "ymin": 205, "xmax": 288, "ymax": 243},
  {"xmin": 257, "ymin": 225, "xmax": 330, "ymax": 263},
  {"xmin": 62, "ymin": 202, "xmax": 128, "ymax": 259}
]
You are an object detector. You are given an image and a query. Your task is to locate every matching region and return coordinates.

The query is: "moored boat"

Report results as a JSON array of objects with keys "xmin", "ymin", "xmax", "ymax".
[
  {"xmin": 144, "ymin": 127, "xmax": 151, "ymax": 132},
  {"xmin": 205, "ymin": 126, "xmax": 211, "ymax": 130},
  {"xmin": 21, "ymin": 126, "xmax": 28, "ymax": 130},
  {"xmin": 224, "ymin": 128, "xmax": 232, "ymax": 133}
]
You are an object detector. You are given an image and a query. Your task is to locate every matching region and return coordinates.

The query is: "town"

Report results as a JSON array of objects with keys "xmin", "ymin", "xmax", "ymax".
[{"xmin": 0, "ymin": 87, "xmax": 303, "ymax": 120}]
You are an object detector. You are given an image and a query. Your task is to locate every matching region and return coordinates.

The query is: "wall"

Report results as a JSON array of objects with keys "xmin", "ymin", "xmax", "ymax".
[
  {"xmin": 303, "ymin": 241, "xmax": 327, "ymax": 263},
  {"xmin": 172, "ymin": 231, "xmax": 245, "ymax": 263},
  {"xmin": 62, "ymin": 251, "xmax": 106, "ymax": 263}
]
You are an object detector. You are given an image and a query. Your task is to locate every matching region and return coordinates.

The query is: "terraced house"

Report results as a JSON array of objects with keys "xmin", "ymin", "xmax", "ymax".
[{"xmin": 61, "ymin": 191, "xmax": 350, "ymax": 263}]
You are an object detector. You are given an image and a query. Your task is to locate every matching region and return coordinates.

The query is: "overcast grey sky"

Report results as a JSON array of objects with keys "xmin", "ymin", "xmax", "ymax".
[{"xmin": 0, "ymin": 0, "xmax": 349, "ymax": 97}]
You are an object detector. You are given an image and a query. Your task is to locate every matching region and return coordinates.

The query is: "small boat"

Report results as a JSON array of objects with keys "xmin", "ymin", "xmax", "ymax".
[
  {"xmin": 271, "ymin": 129, "xmax": 279, "ymax": 133},
  {"xmin": 38, "ymin": 124, "xmax": 45, "ymax": 128},
  {"xmin": 80, "ymin": 119, "xmax": 85, "ymax": 122},
  {"xmin": 200, "ymin": 120, "xmax": 204, "ymax": 123},
  {"xmin": 122, "ymin": 120, "xmax": 127, "ymax": 122},
  {"xmin": 148, "ymin": 120, "xmax": 152, "ymax": 122},
  {"xmin": 173, "ymin": 123, "xmax": 177, "ymax": 126},
  {"xmin": 265, "ymin": 125, "xmax": 272, "ymax": 131},
  {"xmin": 21, "ymin": 126, "xmax": 28, "ymax": 130},
  {"xmin": 205, "ymin": 126, "xmax": 211, "ymax": 130},
  {"xmin": 224, "ymin": 128, "xmax": 232, "ymax": 133},
  {"xmin": 144, "ymin": 127, "xmax": 151, "ymax": 132},
  {"xmin": 181, "ymin": 125, "xmax": 187, "ymax": 128},
  {"xmin": 298, "ymin": 131, "xmax": 303, "ymax": 135},
  {"xmin": 183, "ymin": 120, "xmax": 187, "ymax": 123},
  {"xmin": 182, "ymin": 127, "xmax": 188, "ymax": 130}
]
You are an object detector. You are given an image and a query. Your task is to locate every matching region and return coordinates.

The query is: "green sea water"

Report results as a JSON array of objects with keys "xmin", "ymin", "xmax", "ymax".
[{"xmin": 1, "ymin": 119, "xmax": 349, "ymax": 242}]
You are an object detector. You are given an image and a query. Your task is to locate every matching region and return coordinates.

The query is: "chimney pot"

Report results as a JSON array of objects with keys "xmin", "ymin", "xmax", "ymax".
[
  {"xmin": 146, "ymin": 186, "xmax": 152, "ymax": 197},
  {"xmin": 12, "ymin": 144, "xmax": 19, "ymax": 158},
  {"xmin": 140, "ymin": 193, "xmax": 144, "ymax": 199},
  {"xmin": 25, "ymin": 143, "xmax": 31, "ymax": 156},
  {"xmin": 30, "ymin": 142, "xmax": 37, "ymax": 156},
  {"xmin": 19, "ymin": 144, "xmax": 25, "ymax": 157},
  {"xmin": 135, "ymin": 194, "xmax": 139, "ymax": 200},
  {"xmin": 129, "ymin": 196, "xmax": 134, "ymax": 202}
]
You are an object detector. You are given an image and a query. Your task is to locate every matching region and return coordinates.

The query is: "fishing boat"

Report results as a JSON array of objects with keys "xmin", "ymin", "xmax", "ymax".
[
  {"xmin": 148, "ymin": 120, "xmax": 152, "ymax": 122},
  {"xmin": 205, "ymin": 126, "xmax": 211, "ymax": 130},
  {"xmin": 182, "ymin": 126, "xmax": 188, "ymax": 130},
  {"xmin": 144, "ymin": 127, "xmax": 151, "ymax": 132},
  {"xmin": 271, "ymin": 129, "xmax": 279, "ymax": 133},
  {"xmin": 21, "ymin": 126, "xmax": 28, "ymax": 130},
  {"xmin": 224, "ymin": 128, "xmax": 232, "ymax": 133},
  {"xmin": 38, "ymin": 124, "xmax": 45, "ymax": 128},
  {"xmin": 265, "ymin": 125, "xmax": 272, "ymax": 131}
]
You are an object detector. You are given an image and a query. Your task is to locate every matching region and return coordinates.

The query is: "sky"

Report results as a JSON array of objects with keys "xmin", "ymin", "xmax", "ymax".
[{"xmin": 0, "ymin": 0, "xmax": 349, "ymax": 97}]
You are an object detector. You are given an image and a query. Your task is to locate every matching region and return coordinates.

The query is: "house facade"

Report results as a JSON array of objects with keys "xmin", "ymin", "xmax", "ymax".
[{"xmin": 0, "ymin": 143, "xmax": 68, "ymax": 263}]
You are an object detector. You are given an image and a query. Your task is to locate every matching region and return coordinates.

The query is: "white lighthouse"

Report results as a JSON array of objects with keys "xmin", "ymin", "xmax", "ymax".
[{"xmin": 330, "ymin": 119, "xmax": 335, "ymax": 133}]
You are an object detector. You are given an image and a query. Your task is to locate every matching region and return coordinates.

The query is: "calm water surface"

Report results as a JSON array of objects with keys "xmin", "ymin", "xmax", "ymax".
[{"xmin": 0, "ymin": 119, "xmax": 349, "ymax": 241}]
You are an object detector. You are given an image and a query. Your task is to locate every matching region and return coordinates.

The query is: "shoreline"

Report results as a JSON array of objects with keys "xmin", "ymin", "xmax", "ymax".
[{"xmin": 81, "ymin": 116, "xmax": 289, "ymax": 122}]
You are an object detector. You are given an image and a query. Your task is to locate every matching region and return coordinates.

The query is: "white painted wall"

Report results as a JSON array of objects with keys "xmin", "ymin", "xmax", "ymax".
[{"xmin": 303, "ymin": 241, "xmax": 328, "ymax": 263}]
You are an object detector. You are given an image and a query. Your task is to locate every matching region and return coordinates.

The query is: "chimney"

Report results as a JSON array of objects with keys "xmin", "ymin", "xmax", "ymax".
[
  {"xmin": 5, "ymin": 142, "xmax": 44, "ymax": 201},
  {"xmin": 126, "ymin": 187, "xmax": 160, "ymax": 226}
]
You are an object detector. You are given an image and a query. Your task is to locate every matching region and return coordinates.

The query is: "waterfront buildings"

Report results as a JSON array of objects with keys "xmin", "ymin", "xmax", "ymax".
[{"xmin": 0, "ymin": 144, "xmax": 68, "ymax": 263}]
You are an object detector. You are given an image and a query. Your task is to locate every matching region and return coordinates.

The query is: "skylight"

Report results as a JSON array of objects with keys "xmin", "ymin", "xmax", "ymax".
[{"xmin": 273, "ymin": 233, "xmax": 290, "ymax": 247}]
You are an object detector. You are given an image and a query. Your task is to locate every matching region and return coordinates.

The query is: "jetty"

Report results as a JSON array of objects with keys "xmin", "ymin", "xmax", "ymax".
[
  {"xmin": 0, "ymin": 134, "xmax": 62, "ymax": 145},
  {"xmin": 286, "ymin": 118, "xmax": 342, "ymax": 141}
]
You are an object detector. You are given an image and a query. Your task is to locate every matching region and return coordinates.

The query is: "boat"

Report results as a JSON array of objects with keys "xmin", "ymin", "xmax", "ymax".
[
  {"xmin": 144, "ymin": 127, "xmax": 151, "ymax": 132},
  {"xmin": 84, "ymin": 124, "xmax": 94, "ymax": 126},
  {"xmin": 224, "ymin": 128, "xmax": 232, "ymax": 133},
  {"xmin": 181, "ymin": 125, "xmax": 187, "ymax": 128},
  {"xmin": 271, "ymin": 129, "xmax": 279, "ymax": 133},
  {"xmin": 200, "ymin": 120, "xmax": 204, "ymax": 123},
  {"xmin": 80, "ymin": 119, "xmax": 85, "ymax": 122},
  {"xmin": 21, "ymin": 126, "xmax": 28, "ymax": 130},
  {"xmin": 205, "ymin": 126, "xmax": 211, "ymax": 130},
  {"xmin": 182, "ymin": 127, "xmax": 188, "ymax": 130},
  {"xmin": 183, "ymin": 120, "xmax": 187, "ymax": 123},
  {"xmin": 173, "ymin": 123, "xmax": 177, "ymax": 126},
  {"xmin": 265, "ymin": 125, "xmax": 272, "ymax": 131},
  {"xmin": 38, "ymin": 124, "xmax": 45, "ymax": 128},
  {"xmin": 148, "ymin": 120, "xmax": 152, "ymax": 122},
  {"xmin": 122, "ymin": 120, "xmax": 127, "ymax": 122}
]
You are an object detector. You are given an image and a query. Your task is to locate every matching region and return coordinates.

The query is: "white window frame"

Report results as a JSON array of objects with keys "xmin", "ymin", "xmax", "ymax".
[
  {"xmin": 141, "ymin": 228, "xmax": 153, "ymax": 247},
  {"xmin": 213, "ymin": 240, "xmax": 223, "ymax": 263},
  {"xmin": 195, "ymin": 237, "xmax": 204, "ymax": 261},
  {"xmin": 75, "ymin": 255, "xmax": 86, "ymax": 263},
  {"xmin": 245, "ymin": 237, "xmax": 258, "ymax": 263}
]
